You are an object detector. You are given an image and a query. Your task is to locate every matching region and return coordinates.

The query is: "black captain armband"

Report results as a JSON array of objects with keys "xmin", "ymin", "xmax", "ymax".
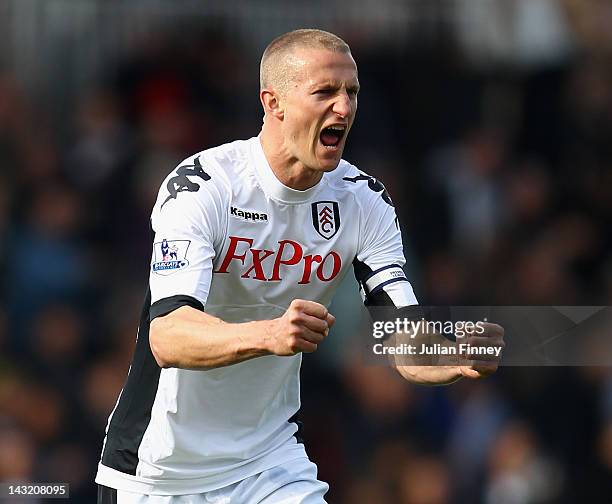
[{"xmin": 353, "ymin": 260, "xmax": 410, "ymax": 307}]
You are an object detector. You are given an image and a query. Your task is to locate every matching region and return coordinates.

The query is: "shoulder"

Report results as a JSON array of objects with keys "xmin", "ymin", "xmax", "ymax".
[
  {"xmin": 169, "ymin": 139, "xmax": 253, "ymax": 190},
  {"xmin": 151, "ymin": 139, "xmax": 251, "ymax": 220},
  {"xmin": 326, "ymin": 159, "xmax": 395, "ymax": 209},
  {"xmin": 156, "ymin": 137, "xmax": 256, "ymax": 202},
  {"xmin": 201, "ymin": 137, "xmax": 252, "ymax": 178}
]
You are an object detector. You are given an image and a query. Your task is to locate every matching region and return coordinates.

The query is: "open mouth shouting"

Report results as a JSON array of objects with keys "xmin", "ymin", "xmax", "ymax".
[{"xmin": 320, "ymin": 124, "xmax": 347, "ymax": 150}]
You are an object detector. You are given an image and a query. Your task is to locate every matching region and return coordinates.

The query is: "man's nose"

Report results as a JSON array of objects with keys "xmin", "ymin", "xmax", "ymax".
[{"xmin": 332, "ymin": 92, "xmax": 352, "ymax": 119}]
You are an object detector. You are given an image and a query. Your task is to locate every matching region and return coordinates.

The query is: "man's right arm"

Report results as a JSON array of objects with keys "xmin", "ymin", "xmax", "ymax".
[
  {"xmin": 149, "ymin": 299, "xmax": 335, "ymax": 370},
  {"xmin": 148, "ymin": 155, "xmax": 333, "ymax": 370}
]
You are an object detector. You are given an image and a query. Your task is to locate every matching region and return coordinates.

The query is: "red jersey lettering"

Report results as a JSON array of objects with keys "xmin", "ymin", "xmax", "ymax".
[
  {"xmin": 215, "ymin": 236, "xmax": 253, "ymax": 273},
  {"xmin": 269, "ymin": 239, "xmax": 303, "ymax": 281},
  {"xmin": 241, "ymin": 249, "xmax": 275, "ymax": 280},
  {"xmin": 216, "ymin": 236, "xmax": 342, "ymax": 283}
]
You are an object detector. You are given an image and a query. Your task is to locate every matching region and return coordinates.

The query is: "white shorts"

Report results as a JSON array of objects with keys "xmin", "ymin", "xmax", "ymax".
[{"xmin": 98, "ymin": 457, "xmax": 329, "ymax": 504}]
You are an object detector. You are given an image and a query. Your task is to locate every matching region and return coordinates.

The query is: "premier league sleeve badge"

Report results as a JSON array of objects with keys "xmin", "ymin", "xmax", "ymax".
[{"xmin": 151, "ymin": 239, "xmax": 191, "ymax": 275}]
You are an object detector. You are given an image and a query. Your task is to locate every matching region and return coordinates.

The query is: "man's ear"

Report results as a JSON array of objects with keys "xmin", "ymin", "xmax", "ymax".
[{"xmin": 260, "ymin": 89, "xmax": 284, "ymax": 120}]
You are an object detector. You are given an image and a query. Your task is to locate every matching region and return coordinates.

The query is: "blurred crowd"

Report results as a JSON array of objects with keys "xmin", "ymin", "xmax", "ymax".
[{"xmin": 1, "ymin": 1, "xmax": 612, "ymax": 502}]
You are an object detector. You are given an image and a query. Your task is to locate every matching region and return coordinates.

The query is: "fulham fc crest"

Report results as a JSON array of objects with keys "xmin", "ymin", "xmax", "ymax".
[{"xmin": 311, "ymin": 201, "xmax": 340, "ymax": 240}]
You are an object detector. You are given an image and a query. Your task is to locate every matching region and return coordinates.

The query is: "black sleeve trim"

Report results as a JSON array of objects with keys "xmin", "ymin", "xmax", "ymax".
[{"xmin": 149, "ymin": 295, "xmax": 204, "ymax": 321}]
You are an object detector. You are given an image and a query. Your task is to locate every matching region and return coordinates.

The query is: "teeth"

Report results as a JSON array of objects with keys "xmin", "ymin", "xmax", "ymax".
[{"xmin": 328, "ymin": 125, "xmax": 345, "ymax": 131}]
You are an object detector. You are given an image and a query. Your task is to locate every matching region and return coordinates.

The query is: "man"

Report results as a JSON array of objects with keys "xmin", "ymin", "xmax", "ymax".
[{"xmin": 96, "ymin": 29, "xmax": 504, "ymax": 503}]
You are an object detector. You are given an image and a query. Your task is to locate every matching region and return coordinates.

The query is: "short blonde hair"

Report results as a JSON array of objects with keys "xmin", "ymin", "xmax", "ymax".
[{"xmin": 260, "ymin": 29, "xmax": 351, "ymax": 94}]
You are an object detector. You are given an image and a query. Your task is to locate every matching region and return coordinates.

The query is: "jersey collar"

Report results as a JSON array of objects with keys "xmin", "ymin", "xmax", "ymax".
[{"xmin": 251, "ymin": 136, "xmax": 323, "ymax": 204}]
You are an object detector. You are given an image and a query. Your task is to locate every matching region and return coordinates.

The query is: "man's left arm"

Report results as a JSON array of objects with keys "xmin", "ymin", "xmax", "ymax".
[{"xmin": 352, "ymin": 180, "xmax": 504, "ymax": 385}]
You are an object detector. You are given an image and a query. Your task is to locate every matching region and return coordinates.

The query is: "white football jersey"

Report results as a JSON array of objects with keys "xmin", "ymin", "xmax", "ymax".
[{"xmin": 95, "ymin": 136, "xmax": 418, "ymax": 495}]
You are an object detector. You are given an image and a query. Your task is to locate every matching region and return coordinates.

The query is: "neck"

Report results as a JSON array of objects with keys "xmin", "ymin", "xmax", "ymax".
[{"xmin": 259, "ymin": 126, "xmax": 322, "ymax": 191}]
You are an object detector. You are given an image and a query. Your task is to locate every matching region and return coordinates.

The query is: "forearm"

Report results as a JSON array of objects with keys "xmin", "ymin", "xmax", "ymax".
[
  {"xmin": 150, "ymin": 306, "xmax": 271, "ymax": 370},
  {"xmin": 388, "ymin": 327, "xmax": 463, "ymax": 385},
  {"xmin": 390, "ymin": 323, "xmax": 504, "ymax": 383}
]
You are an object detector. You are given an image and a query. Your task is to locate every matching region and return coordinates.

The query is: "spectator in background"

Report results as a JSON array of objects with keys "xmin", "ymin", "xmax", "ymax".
[{"xmin": 0, "ymin": 8, "xmax": 610, "ymax": 502}]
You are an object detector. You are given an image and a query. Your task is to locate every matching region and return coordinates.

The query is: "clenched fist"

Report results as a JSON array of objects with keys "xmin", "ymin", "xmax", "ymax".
[{"xmin": 265, "ymin": 299, "xmax": 335, "ymax": 356}]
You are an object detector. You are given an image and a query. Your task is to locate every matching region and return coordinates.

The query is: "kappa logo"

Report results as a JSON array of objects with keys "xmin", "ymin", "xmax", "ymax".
[
  {"xmin": 231, "ymin": 206, "xmax": 268, "ymax": 223},
  {"xmin": 343, "ymin": 174, "xmax": 394, "ymax": 207},
  {"xmin": 161, "ymin": 157, "xmax": 211, "ymax": 209},
  {"xmin": 151, "ymin": 239, "xmax": 191, "ymax": 275},
  {"xmin": 311, "ymin": 201, "xmax": 340, "ymax": 240}
]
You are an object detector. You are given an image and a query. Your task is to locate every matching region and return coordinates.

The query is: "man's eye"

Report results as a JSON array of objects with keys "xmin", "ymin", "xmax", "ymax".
[{"xmin": 314, "ymin": 89, "xmax": 332, "ymax": 95}]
